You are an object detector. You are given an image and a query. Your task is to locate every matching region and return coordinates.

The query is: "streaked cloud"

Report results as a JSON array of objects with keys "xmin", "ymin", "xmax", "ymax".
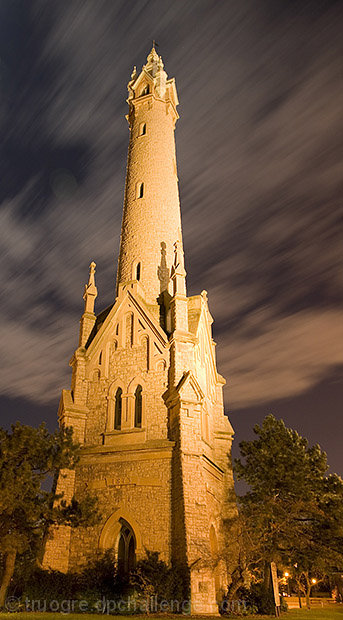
[
  {"xmin": 0, "ymin": 0, "xmax": 341, "ymax": 410},
  {"xmin": 218, "ymin": 309, "xmax": 343, "ymax": 408}
]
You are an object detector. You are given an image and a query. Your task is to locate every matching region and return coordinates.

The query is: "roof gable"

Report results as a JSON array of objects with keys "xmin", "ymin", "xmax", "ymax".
[
  {"xmin": 175, "ymin": 370, "xmax": 204, "ymax": 404},
  {"xmin": 85, "ymin": 287, "xmax": 168, "ymax": 362}
]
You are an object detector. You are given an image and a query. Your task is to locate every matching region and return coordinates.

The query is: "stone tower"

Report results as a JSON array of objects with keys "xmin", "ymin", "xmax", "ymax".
[{"xmin": 43, "ymin": 47, "xmax": 235, "ymax": 614}]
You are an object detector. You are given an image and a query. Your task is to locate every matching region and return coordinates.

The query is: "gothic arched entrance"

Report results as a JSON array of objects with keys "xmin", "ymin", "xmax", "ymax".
[
  {"xmin": 116, "ymin": 519, "xmax": 136, "ymax": 575},
  {"xmin": 98, "ymin": 508, "xmax": 142, "ymax": 577}
]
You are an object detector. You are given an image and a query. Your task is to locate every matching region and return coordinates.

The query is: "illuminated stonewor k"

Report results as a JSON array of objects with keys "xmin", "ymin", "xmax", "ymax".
[{"xmin": 43, "ymin": 46, "xmax": 236, "ymax": 615}]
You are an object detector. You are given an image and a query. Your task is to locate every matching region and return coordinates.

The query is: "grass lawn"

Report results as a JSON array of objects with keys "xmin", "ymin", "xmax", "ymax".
[
  {"xmin": 279, "ymin": 608, "xmax": 343, "ymax": 619},
  {"xmin": 0, "ymin": 608, "xmax": 343, "ymax": 619}
]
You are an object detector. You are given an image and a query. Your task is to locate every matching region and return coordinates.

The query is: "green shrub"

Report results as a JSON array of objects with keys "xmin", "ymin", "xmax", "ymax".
[
  {"xmin": 221, "ymin": 583, "xmax": 287, "ymax": 616},
  {"xmin": 130, "ymin": 551, "xmax": 190, "ymax": 612},
  {"xmin": 8, "ymin": 550, "xmax": 190, "ymax": 614}
]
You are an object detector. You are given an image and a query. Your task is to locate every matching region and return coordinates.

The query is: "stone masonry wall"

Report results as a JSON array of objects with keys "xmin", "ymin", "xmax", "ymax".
[
  {"xmin": 42, "ymin": 469, "xmax": 76, "ymax": 572},
  {"xmin": 68, "ymin": 449, "xmax": 172, "ymax": 571}
]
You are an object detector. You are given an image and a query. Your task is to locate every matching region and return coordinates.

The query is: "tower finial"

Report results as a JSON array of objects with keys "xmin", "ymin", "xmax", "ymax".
[
  {"xmin": 83, "ymin": 261, "xmax": 98, "ymax": 314},
  {"xmin": 147, "ymin": 43, "xmax": 159, "ymax": 65}
]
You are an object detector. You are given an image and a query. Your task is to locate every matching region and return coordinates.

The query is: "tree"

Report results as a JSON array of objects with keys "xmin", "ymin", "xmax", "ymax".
[
  {"xmin": 222, "ymin": 506, "xmax": 254, "ymax": 597},
  {"xmin": 233, "ymin": 414, "xmax": 343, "ymax": 608},
  {"xmin": 287, "ymin": 471, "xmax": 343, "ymax": 608},
  {"xmin": 0, "ymin": 422, "xmax": 99, "ymax": 607}
]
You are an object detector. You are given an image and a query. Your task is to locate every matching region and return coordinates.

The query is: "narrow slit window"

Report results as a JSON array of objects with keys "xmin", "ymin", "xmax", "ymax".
[
  {"xmin": 136, "ymin": 262, "xmax": 141, "ymax": 281},
  {"xmin": 137, "ymin": 182, "xmax": 144, "ymax": 198},
  {"xmin": 114, "ymin": 388, "xmax": 122, "ymax": 430},
  {"xmin": 139, "ymin": 123, "xmax": 146, "ymax": 136},
  {"xmin": 134, "ymin": 385, "xmax": 142, "ymax": 428}
]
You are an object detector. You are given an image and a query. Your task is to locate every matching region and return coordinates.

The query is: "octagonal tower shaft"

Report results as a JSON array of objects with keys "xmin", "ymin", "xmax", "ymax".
[{"xmin": 116, "ymin": 48, "xmax": 184, "ymax": 306}]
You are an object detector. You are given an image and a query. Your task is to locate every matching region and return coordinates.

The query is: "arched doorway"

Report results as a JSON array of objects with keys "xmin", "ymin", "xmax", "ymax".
[
  {"xmin": 117, "ymin": 519, "xmax": 136, "ymax": 575},
  {"xmin": 99, "ymin": 509, "xmax": 142, "ymax": 578}
]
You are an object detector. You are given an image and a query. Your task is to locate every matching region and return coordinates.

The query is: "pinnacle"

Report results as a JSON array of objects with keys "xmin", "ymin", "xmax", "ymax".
[
  {"xmin": 83, "ymin": 261, "xmax": 97, "ymax": 309},
  {"xmin": 146, "ymin": 44, "xmax": 161, "ymax": 67}
]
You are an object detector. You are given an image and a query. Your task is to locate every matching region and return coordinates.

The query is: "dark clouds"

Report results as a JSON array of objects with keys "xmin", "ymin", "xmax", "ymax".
[{"xmin": 0, "ymin": 1, "xmax": 342, "ymax": 467}]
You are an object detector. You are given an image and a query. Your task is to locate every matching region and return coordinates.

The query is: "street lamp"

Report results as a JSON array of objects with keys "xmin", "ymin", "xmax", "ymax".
[{"xmin": 284, "ymin": 572, "xmax": 290, "ymax": 595}]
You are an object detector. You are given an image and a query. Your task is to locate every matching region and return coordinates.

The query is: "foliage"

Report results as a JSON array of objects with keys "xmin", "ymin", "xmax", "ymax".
[
  {"xmin": 130, "ymin": 551, "xmax": 190, "ymax": 612},
  {"xmin": 232, "ymin": 414, "xmax": 343, "ymax": 609},
  {"xmin": 0, "ymin": 422, "xmax": 100, "ymax": 607},
  {"xmin": 18, "ymin": 568, "xmax": 79, "ymax": 603},
  {"xmin": 222, "ymin": 582, "xmax": 288, "ymax": 616},
  {"xmin": 78, "ymin": 550, "xmax": 120, "ymax": 598},
  {"xmin": 6, "ymin": 550, "xmax": 190, "ymax": 615},
  {"xmin": 8, "ymin": 551, "xmax": 120, "ymax": 613}
]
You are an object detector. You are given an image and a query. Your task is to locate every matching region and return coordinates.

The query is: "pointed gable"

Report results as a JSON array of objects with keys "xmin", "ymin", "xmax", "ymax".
[
  {"xmin": 84, "ymin": 283, "xmax": 168, "ymax": 369},
  {"xmin": 175, "ymin": 370, "xmax": 204, "ymax": 404}
]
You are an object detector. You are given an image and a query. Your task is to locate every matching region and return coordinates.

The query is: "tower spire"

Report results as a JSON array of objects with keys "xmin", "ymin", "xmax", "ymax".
[{"xmin": 117, "ymin": 47, "xmax": 182, "ymax": 309}]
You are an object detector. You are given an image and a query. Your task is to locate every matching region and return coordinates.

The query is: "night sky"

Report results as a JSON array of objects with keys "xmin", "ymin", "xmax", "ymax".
[{"xmin": 1, "ymin": 1, "xmax": 342, "ymax": 479}]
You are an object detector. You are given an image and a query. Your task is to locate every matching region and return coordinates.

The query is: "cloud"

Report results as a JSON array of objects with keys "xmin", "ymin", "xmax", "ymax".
[{"xmin": 217, "ymin": 309, "xmax": 343, "ymax": 409}]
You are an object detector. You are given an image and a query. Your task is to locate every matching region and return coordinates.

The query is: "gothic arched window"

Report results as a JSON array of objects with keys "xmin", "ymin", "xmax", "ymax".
[
  {"xmin": 117, "ymin": 520, "xmax": 136, "ymax": 575},
  {"xmin": 114, "ymin": 388, "xmax": 122, "ymax": 430},
  {"xmin": 134, "ymin": 385, "xmax": 142, "ymax": 428}
]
